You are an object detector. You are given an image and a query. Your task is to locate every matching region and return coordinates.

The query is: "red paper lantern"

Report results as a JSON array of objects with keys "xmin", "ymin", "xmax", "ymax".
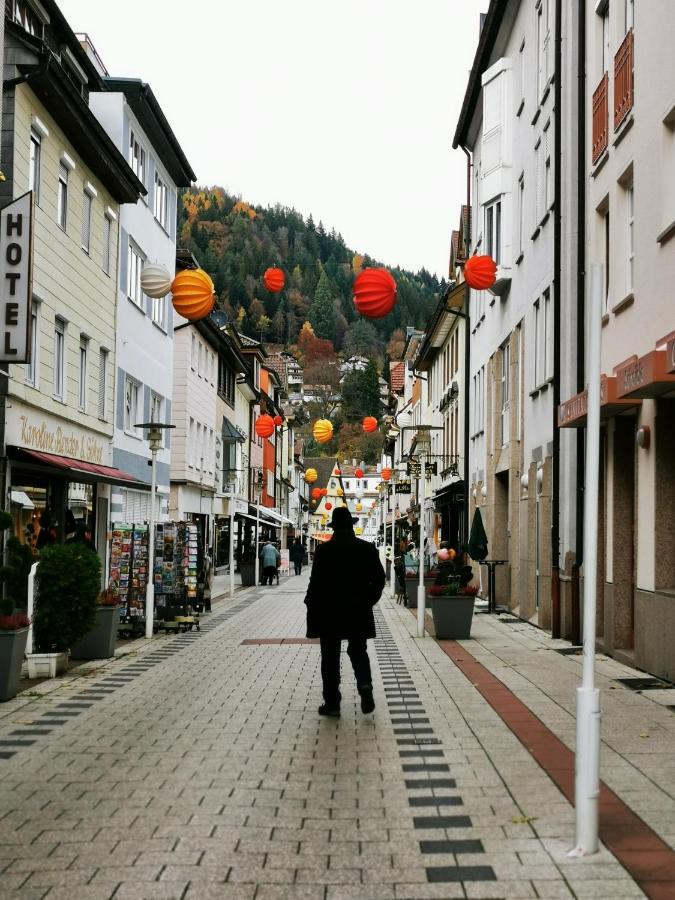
[
  {"xmin": 371, "ymin": 501, "xmax": 376, "ymax": 508},
  {"xmin": 263, "ymin": 267, "xmax": 285, "ymax": 292},
  {"xmin": 354, "ymin": 467, "xmax": 364, "ymax": 478},
  {"xmin": 464, "ymin": 255, "xmax": 497, "ymax": 291},
  {"xmin": 255, "ymin": 414, "xmax": 275, "ymax": 439},
  {"xmin": 353, "ymin": 268, "xmax": 397, "ymax": 319},
  {"xmin": 325, "ymin": 502, "xmax": 333, "ymax": 511},
  {"xmin": 381, "ymin": 468, "xmax": 392, "ymax": 481},
  {"xmin": 362, "ymin": 416, "xmax": 378, "ymax": 433},
  {"xmin": 320, "ymin": 488, "xmax": 328, "ymax": 497},
  {"xmin": 312, "ymin": 487, "xmax": 322, "ymax": 500},
  {"xmin": 273, "ymin": 415, "xmax": 283, "ymax": 427}
]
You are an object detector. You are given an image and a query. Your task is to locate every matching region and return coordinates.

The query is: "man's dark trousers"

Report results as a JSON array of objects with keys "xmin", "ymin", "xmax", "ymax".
[{"xmin": 319, "ymin": 636, "xmax": 372, "ymax": 707}]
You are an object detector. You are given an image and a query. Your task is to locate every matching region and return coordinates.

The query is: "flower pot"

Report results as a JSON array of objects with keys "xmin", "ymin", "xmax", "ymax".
[
  {"xmin": 240, "ymin": 562, "xmax": 256, "ymax": 587},
  {"xmin": 405, "ymin": 578, "xmax": 419, "ymax": 608},
  {"xmin": 431, "ymin": 595, "xmax": 475, "ymax": 640},
  {"xmin": 0, "ymin": 626, "xmax": 29, "ymax": 702},
  {"xmin": 26, "ymin": 651, "xmax": 69, "ymax": 679},
  {"xmin": 70, "ymin": 606, "xmax": 120, "ymax": 660}
]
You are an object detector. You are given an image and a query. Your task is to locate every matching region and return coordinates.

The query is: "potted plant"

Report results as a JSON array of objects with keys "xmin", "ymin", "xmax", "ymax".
[
  {"xmin": 429, "ymin": 581, "xmax": 477, "ymax": 640},
  {"xmin": 70, "ymin": 588, "xmax": 120, "ymax": 660},
  {"xmin": 0, "ymin": 510, "xmax": 34, "ymax": 701},
  {"xmin": 239, "ymin": 548, "xmax": 257, "ymax": 587},
  {"xmin": 28, "ymin": 543, "xmax": 100, "ymax": 678}
]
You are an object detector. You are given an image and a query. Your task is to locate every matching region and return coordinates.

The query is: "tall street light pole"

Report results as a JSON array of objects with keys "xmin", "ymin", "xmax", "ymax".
[
  {"xmin": 415, "ymin": 429, "xmax": 432, "ymax": 637},
  {"xmin": 253, "ymin": 469, "xmax": 262, "ymax": 587},
  {"xmin": 390, "ymin": 470, "xmax": 398, "ymax": 597}
]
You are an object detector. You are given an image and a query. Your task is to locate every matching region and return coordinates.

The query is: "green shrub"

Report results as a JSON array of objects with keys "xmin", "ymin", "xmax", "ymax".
[{"xmin": 33, "ymin": 544, "xmax": 100, "ymax": 652}]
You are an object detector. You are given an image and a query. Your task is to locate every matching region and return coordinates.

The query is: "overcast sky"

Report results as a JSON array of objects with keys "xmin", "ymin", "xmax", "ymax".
[{"xmin": 60, "ymin": 0, "xmax": 486, "ymax": 278}]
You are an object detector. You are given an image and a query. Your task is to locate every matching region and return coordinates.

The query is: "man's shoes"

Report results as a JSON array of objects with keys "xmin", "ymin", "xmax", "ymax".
[
  {"xmin": 318, "ymin": 704, "xmax": 340, "ymax": 717},
  {"xmin": 360, "ymin": 686, "xmax": 375, "ymax": 714}
]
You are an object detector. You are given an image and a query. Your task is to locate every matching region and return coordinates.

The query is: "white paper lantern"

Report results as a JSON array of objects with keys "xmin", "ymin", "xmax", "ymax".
[{"xmin": 141, "ymin": 264, "xmax": 172, "ymax": 299}]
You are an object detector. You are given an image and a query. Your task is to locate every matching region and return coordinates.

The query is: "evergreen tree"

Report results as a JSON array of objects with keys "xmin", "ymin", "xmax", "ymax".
[
  {"xmin": 341, "ymin": 360, "xmax": 383, "ymax": 421},
  {"xmin": 309, "ymin": 270, "xmax": 336, "ymax": 341}
]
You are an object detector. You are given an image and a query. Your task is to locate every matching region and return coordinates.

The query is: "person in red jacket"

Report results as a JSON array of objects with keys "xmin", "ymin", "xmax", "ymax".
[{"xmin": 304, "ymin": 506, "xmax": 386, "ymax": 717}]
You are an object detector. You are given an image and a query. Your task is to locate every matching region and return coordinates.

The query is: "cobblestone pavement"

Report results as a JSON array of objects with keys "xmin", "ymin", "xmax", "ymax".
[{"xmin": 0, "ymin": 573, "xmax": 671, "ymax": 899}]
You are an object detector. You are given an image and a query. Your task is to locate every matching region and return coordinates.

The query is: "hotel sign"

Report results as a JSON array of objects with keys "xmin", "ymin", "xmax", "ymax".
[
  {"xmin": 615, "ymin": 349, "xmax": 675, "ymax": 398},
  {"xmin": 0, "ymin": 192, "xmax": 33, "ymax": 363},
  {"xmin": 6, "ymin": 405, "xmax": 107, "ymax": 465}
]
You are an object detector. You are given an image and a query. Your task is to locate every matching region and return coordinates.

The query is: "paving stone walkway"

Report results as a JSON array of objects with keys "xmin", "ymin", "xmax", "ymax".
[{"xmin": 0, "ymin": 573, "xmax": 670, "ymax": 899}]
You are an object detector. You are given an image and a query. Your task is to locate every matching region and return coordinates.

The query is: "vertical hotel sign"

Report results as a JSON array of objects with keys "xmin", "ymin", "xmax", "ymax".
[{"xmin": 0, "ymin": 192, "xmax": 33, "ymax": 363}]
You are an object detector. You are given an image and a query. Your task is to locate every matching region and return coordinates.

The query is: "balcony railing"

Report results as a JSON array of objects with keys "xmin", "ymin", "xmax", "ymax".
[
  {"xmin": 614, "ymin": 29, "xmax": 634, "ymax": 130},
  {"xmin": 592, "ymin": 72, "xmax": 609, "ymax": 163}
]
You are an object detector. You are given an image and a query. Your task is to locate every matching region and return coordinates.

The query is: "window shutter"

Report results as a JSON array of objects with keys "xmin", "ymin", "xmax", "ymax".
[
  {"xmin": 102, "ymin": 215, "xmax": 111, "ymax": 273},
  {"xmin": 98, "ymin": 350, "xmax": 107, "ymax": 419},
  {"xmin": 82, "ymin": 191, "xmax": 92, "ymax": 251},
  {"xmin": 535, "ymin": 142, "xmax": 543, "ymax": 223}
]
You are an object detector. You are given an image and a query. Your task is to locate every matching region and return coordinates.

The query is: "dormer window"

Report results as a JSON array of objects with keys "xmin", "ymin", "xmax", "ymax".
[{"xmin": 13, "ymin": 0, "xmax": 45, "ymax": 38}]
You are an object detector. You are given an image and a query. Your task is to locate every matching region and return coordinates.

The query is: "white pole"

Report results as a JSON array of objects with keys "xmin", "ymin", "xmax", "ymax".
[
  {"xmin": 570, "ymin": 262, "xmax": 603, "ymax": 857},
  {"xmin": 254, "ymin": 498, "xmax": 260, "ymax": 587},
  {"xmin": 229, "ymin": 508, "xmax": 235, "ymax": 598},
  {"xmin": 27, "ymin": 561, "xmax": 38, "ymax": 654},
  {"xmin": 390, "ymin": 484, "xmax": 396, "ymax": 597},
  {"xmin": 417, "ymin": 456, "xmax": 426, "ymax": 637},
  {"xmin": 145, "ymin": 447, "xmax": 157, "ymax": 640},
  {"xmin": 383, "ymin": 488, "xmax": 388, "ymax": 565}
]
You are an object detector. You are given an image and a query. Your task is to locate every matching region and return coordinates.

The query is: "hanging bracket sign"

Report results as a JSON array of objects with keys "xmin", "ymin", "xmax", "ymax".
[{"xmin": 0, "ymin": 191, "xmax": 33, "ymax": 363}]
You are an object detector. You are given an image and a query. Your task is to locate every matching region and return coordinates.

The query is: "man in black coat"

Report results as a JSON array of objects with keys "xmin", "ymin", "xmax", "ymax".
[{"xmin": 304, "ymin": 506, "xmax": 386, "ymax": 717}]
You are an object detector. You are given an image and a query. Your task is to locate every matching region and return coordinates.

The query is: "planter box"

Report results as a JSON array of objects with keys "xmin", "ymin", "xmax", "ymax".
[
  {"xmin": 71, "ymin": 606, "xmax": 119, "ymax": 660},
  {"xmin": 26, "ymin": 651, "xmax": 69, "ymax": 679},
  {"xmin": 0, "ymin": 627, "xmax": 29, "ymax": 702},
  {"xmin": 240, "ymin": 563, "xmax": 256, "ymax": 587},
  {"xmin": 405, "ymin": 578, "xmax": 419, "ymax": 608},
  {"xmin": 431, "ymin": 595, "xmax": 475, "ymax": 640}
]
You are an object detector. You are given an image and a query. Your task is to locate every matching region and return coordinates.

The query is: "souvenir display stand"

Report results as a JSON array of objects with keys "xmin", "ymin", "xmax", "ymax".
[{"xmin": 109, "ymin": 524, "xmax": 149, "ymax": 637}]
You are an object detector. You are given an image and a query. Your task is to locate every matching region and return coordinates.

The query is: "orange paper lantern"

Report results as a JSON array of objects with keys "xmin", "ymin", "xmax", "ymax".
[
  {"xmin": 304, "ymin": 468, "xmax": 318, "ymax": 484},
  {"xmin": 273, "ymin": 415, "xmax": 283, "ymax": 427},
  {"xmin": 464, "ymin": 255, "xmax": 497, "ymax": 291},
  {"xmin": 381, "ymin": 468, "xmax": 392, "ymax": 481},
  {"xmin": 362, "ymin": 416, "xmax": 378, "ymax": 433},
  {"xmin": 320, "ymin": 488, "xmax": 328, "ymax": 497},
  {"xmin": 313, "ymin": 419, "xmax": 333, "ymax": 444},
  {"xmin": 171, "ymin": 268, "xmax": 215, "ymax": 321},
  {"xmin": 353, "ymin": 268, "xmax": 397, "ymax": 319},
  {"xmin": 255, "ymin": 414, "xmax": 275, "ymax": 439},
  {"xmin": 263, "ymin": 267, "xmax": 285, "ymax": 292},
  {"xmin": 312, "ymin": 487, "xmax": 322, "ymax": 500}
]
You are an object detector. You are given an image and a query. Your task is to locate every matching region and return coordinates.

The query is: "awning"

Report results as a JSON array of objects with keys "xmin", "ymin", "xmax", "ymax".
[
  {"xmin": 614, "ymin": 349, "xmax": 675, "ymax": 399},
  {"xmin": 557, "ymin": 375, "xmax": 642, "ymax": 428},
  {"xmin": 222, "ymin": 416, "xmax": 244, "ymax": 442},
  {"xmin": 255, "ymin": 505, "xmax": 294, "ymax": 526},
  {"xmin": 10, "ymin": 490, "xmax": 34, "ymax": 508},
  {"xmin": 9, "ymin": 447, "xmax": 151, "ymax": 490}
]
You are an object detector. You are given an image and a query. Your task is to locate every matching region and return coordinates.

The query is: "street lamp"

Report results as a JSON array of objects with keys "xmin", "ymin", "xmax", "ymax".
[
  {"xmin": 136, "ymin": 421, "xmax": 175, "ymax": 640},
  {"xmin": 389, "ymin": 468, "xmax": 399, "ymax": 597},
  {"xmin": 252, "ymin": 468, "xmax": 263, "ymax": 586}
]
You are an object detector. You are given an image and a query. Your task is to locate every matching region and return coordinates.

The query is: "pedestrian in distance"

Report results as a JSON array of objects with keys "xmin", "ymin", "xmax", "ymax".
[
  {"xmin": 261, "ymin": 540, "xmax": 280, "ymax": 586},
  {"xmin": 290, "ymin": 537, "xmax": 304, "ymax": 576},
  {"xmin": 304, "ymin": 506, "xmax": 386, "ymax": 718}
]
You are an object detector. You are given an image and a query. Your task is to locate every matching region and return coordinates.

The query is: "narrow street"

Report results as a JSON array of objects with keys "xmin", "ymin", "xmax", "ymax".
[{"xmin": 1, "ymin": 575, "xmax": 673, "ymax": 900}]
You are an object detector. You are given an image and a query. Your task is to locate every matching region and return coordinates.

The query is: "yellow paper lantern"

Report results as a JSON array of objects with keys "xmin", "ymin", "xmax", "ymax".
[
  {"xmin": 355, "ymin": 502, "xmax": 362, "ymax": 512},
  {"xmin": 313, "ymin": 419, "xmax": 333, "ymax": 445},
  {"xmin": 304, "ymin": 468, "xmax": 318, "ymax": 484},
  {"xmin": 336, "ymin": 487, "xmax": 344, "ymax": 497},
  {"xmin": 171, "ymin": 268, "xmax": 215, "ymax": 321}
]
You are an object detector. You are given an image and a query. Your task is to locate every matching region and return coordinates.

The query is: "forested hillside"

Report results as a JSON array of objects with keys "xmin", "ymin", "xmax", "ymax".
[{"xmin": 178, "ymin": 188, "xmax": 446, "ymax": 363}]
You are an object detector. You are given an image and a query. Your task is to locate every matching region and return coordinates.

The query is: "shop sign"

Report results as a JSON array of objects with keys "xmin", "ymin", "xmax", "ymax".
[
  {"xmin": 0, "ymin": 192, "xmax": 33, "ymax": 363},
  {"xmin": 395, "ymin": 480, "xmax": 412, "ymax": 494},
  {"xmin": 6, "ymin": 406, "xmax": 106, "ymax": 464},
  {"xmin": 616, "ymin": 356, "xmax": 646, "ymax": 397}
]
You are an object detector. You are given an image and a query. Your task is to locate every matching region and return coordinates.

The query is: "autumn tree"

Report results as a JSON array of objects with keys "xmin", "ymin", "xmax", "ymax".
[
  {"xmin": 337, "ymin": 423, "xmax": 385, "ymax": 465},
  {"xmin": 386, "ymin": 328, "xmax": 406, "ymax": 360},
  {"xmin": 297, "ymin": 322, "xmax": 337, "ymax": 366}
]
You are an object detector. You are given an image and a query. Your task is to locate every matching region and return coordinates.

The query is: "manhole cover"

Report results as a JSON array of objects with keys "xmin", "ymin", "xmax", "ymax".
[{"xmin": 614, "ymin": 677, "xmax": 671, "ymax": 691}]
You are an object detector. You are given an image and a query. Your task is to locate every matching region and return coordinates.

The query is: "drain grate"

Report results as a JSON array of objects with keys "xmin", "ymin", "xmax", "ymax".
[
  {"xmin": 555, "ymin": 646, "xmax": 583, "ymax": 656},
  {"xmin": 614, "ymin": 677, "xmax": 672, "ymax": 691}
]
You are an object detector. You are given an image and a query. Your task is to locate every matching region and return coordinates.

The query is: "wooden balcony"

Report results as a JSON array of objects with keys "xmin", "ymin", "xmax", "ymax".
[
  {"xmin": 592, "ymin": 72, "xmax": 609, "ymax": 164},
  {"xmin": 614, "ymin": 29, "xmax": 634, "ymax": 130}
]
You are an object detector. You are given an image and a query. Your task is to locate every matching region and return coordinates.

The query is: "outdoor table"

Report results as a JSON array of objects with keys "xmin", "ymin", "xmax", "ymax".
[{"xmin": 479, "ymin": 559, "xmax": 508, "ymax": 614}]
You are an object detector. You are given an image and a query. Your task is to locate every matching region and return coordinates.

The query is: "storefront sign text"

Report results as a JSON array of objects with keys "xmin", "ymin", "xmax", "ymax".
[
  {"xmin": 0, "ymin": 192, "xmax": 33, "ymax": 363},
  {"xmin": 19, "ymin": 415, "xmax": 104, "ymax": 464}
]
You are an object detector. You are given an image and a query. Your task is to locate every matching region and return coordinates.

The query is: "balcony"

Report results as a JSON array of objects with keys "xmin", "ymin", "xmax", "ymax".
[
  {"xmin": 614, "ymin": 29, "xmax": 634, "ymax": 131},
  {"xmin": 592, "ymin": 72, "xmax": 609, "ymax": 163}
]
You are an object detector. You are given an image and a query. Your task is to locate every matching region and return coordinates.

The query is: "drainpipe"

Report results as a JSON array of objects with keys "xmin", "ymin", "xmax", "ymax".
[
  {"xmin": 461, "ymin": 145, "xmax": 472, "ymax": 547},
  {"xmin": 571, "ymin": 0, "xmax": 587, "ymax": 647},
  {"xmin": 551, "ymin": 0, "xmax": 563, "ymax": 638}
]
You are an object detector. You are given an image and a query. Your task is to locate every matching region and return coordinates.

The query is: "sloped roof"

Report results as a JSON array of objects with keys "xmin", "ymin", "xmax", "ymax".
[
  {"xmin": 266, "ymin": 353, "xmax": 287, "ymax": 382},
  {"xmin": 390, "ymin": 361, "xmax": 405, "ymax": 394}
]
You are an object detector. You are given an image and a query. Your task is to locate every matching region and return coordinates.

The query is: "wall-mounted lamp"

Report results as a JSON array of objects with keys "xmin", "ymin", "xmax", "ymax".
[{"xmin": 636, "ymin": 426, "xmax": 650, "ymax": 450}]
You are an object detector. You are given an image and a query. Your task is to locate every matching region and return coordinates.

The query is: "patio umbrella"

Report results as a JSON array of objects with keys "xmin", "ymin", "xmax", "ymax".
[{"xmin": 467, "ymin": 508, "xmax": 488, "ymax": 561}]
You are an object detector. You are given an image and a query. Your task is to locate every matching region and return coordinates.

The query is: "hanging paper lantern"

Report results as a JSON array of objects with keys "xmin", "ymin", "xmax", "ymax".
[
  {"xmin": 371, "ymin": 501, "xmax": 376, "ymax": 508},
  {"xmin": 140, "ymin": 264, "xmax": 172, "ymax": 299},
  {"xmin": 381, "ymin": 468, "xmax": 392, "ymax": 481},
  {"xmin": 325, "ymin": 502, "xmax": 333, "ymax": 511},
  {"xmin": 353, "ymin": 267, "xmax": 397, "ymax": 319},
  {"xmin": 263, "ymin": 267, "xmax": 285, "ymax": 293},
  {"xmin": 362, "ymin": 417, "xmax": 378, "ymax": 433},
  {"xmin": 464, "ymin": 254, "xmax": 497, "ymax": 291},
  {"xmin": 336, "ymin": 488, "xmax": 344, "ymax": 497},
  {"xmin": 438, "ymin": 548, "xmax": 450, "ymax": 562},
  {"xmin": 171, "ymin": 268, "xmax": 215, "ymax": 321},
  {"xmin": 354, "ymin": 467, "xmax": 364, "ymax": 479},
  {"xmin": 304, "ymin": 468, "xmax": 318, "ymax": 484},
  {"xmin": 312, "ymin": 487, "xmax": 322, "ymax": 500},
  {"xmin": 355, "ymin": 502, "xmax": 363, "ymax": 512},
  {"xmin": 255, "ymin": 414, "xmax": 275, "ymax": 439},
  {"xmin": 273, "ymin": 415, "xmax": 283, "ymax": 427},
  {"xmin": 313, "ymin": 419, "xmax": 333, "ymax": 445}
]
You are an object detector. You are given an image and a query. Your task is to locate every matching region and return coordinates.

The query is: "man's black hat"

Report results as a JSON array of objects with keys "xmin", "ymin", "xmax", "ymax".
[{"xmin": 327, "ymin": 506, "xmax": 358, "ymax": 529}]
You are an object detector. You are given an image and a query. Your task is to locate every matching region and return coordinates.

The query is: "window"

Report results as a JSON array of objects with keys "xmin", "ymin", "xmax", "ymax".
[
  {"xmin": 601, "ymin": 4, "xmax": 610, "ymax": 74},
  {"xmin": 127, "ymin": 241, "xmax": 144, "ymax": 307},
  {"xmin": 124, "ymin": 376, "xmax": 140, "ymax": 435},
  {"xmin": 57, "ymin": 164, "xmax": 68, "ymax": 230},
  {"xmin": 26, "ymin": 300, "xmax": 39, "ymax": 386},
  {"xmin": 29, "ymin": 130, "xmax": 41, "ymax": 204},
  {"xmin": 534, "ymin": 290, "xmax": 553, "ymax": 387},
  {"xmin": 536, "ymin": 0, "xmax": 551, "ymax": 99},
  {"xmin": 188, "ymin": 418, "xmax": 195, "ymax": 467},
  {"xmin": 54, "ymin": 318, "xmax": 65, "ymax": 401},
  {"xmin": 604, "ymin": 208, "xmax": 610, "ymax": 307},
  {"xmin": 518, "ymin": 175, "xmax": 525, "ymax": 257},
  {"xmin": 544, "ymin": 123, "xmax": 553, "ymax": 212},
  {"xmin": 218, "ymin": 355, "xmax": 236, "ymax": 405},
  {"xmin": 98, "ymin": 349, "xmax": 108, "ymax": 420},
  {"xmin": 197, "ymin": 342, "xmax": 202, "ymax": 377},
  {"xmin": 485, "ymin": 199, "xmax": 501, "ymax": 265},
  {"xmin": 152, "ymin": 295, "xmax": 165, "ymax": 329},
  {"xmin": 535, "ymin": 138, "xmax": 544, "ymax": 224},
  {"xmin": 78, "ymin": 337, "xmax": 88, "ymax": 411},
  {"xmin": 81, "ymin": 190, "xmax": 93, "ymax": 253},
  {"xmin": 196, "ymin": 423, "xmax": 202, "ymax": 469},
  {"xmin": 191, "ymin": 334, "xmax": 196, "ymax": 369},
  {"xmin": 154, "ymin": 171, "xmax": 168, "ymax": 229},
  {"xmin": 518, "ymin": 39, "xmax": 526, "ymax": 113},
  {"xmin": 129, "ymin": 131, "xmax": 146, "ymax": 187},
  {"xmin": 626, "ymin": 183, "xmax": 634, "ymax": 293},
  {"xmin": 13, "ymin": 0, "xmax": 42, "ymax": 36},
  {"xmin": 501, "ymin": 340, "xmax": 510, "ymax": 446},
  {"xmin": 102, "ymin": 212, "xmax": 113, "ymax": 275}
]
